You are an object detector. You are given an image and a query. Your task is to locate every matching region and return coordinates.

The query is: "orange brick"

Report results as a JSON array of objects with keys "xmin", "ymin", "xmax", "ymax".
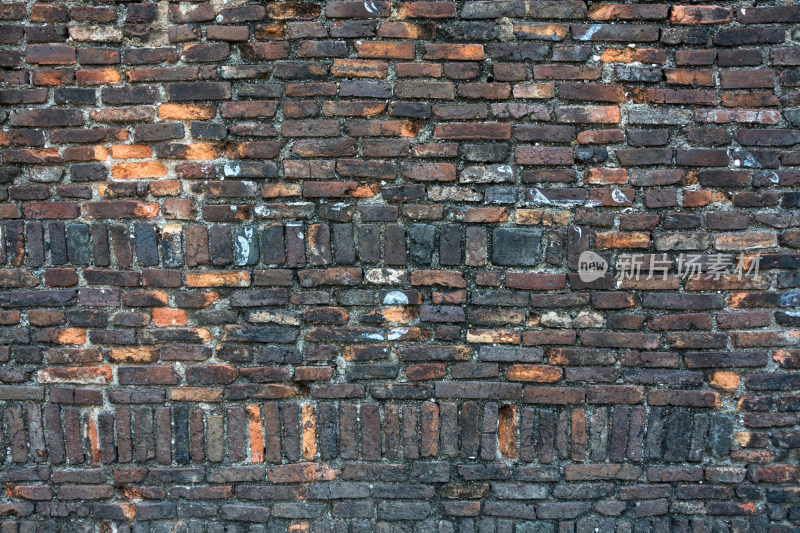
[
  {"xmin": 577, "ymin": 129, "xmax": 625, "ymax": 144},
  {"xmin": 87, "ymin": 415, "xmax": 100, "ymax": 463},
  {"xmin": 77, "ymin": 69, "xmax": 122, "ymax": 86},
  {"xmin": 185, "ymin": 271, "xmax": 251, "ymax": 288},
  {"xmin": 410, "ymin": 270, "xmax": 466, "ymax": 288},
  {"xmin": 683, "ymin": 190, "xmax": 712, "ymax": 207},
  {"xmin": 595, "ymin": 232, "xmax": 651, "ymax": 249},
  {"xmin": 397, "ymin": 2, "xmax": 457, "ymax": 18},
  {"xmin": 301, "ymin": 404, "xmax": 317, "ymax": 460},
  {"xmin": 108, "ymin": 347, "xmax": 160, "ymax": 364},
  {"xmin": 365, "ymin": 306, "xmax": 415, "ymax": 324},
  {"xmin": 456, "ymin": 207, "xmax": 509, "ymax": 223},
  {"xmin": 506, "ymin": 364, "xmax": 563, "ymax": 382},
  {"xmin": 665, "ymin": 69, "xmax": 714, "ymax": 86},
  {"xmin": 32, "ymin": 69, "xmax": 70, "ymax": 86},
  {"xmin": 513, "ymin": 23, "xmax": 568, "ymax": 40},
  {"xmin": 710, "ymin": 371, "xmax": 740, "ymax": 390},
  {"xmin": 55, "ymin": 328, "xmax": 86, "ymax": 345},
  {"xmin": 424, "ymin": 44, "xmax": 484, "ymax": 61},
  {"xmin": 589, "ymin": 4, "xmax": 666, "ymax": 20},
  {"xmin": 303, "ymin": 181, "xmax": 380, "ymax": 198},
  {"xmin": 378, "ymin": 21, "xmax": 432, "ymax": 39},
  {"xmin": 110, "ymin": 145, "xmax": 152, "ymax": 159},
  {"xmin": 715, "ymin": 232, "xmax": 777, "ymax": 251},
  {"xmin": 261, "ymin": 183, "xmax": 302, "ymax": 198},
  {"xmin": 397, "ymin": 62, "xmax": 442, "ymax": 78},
  {"xmin": 247, "ymin": 405, "xmax": 264, "ymax": 463},
  {"xmin": 406, "ymin": 363, "xmax": 447, "ymax": 381},
  {"xmin": 498, "ymin": 405, "xmax": 517, "ymax": 458},
  {"xmin": 465, "ymin": 329, "xmax": 521, "ymax": 344},
  {"xmin": 330, "ymin": 59, "xmax": 388, "ymax": 78},
  {"xmin": 168, "ymin": 388, "xmax": 224, "ymax": 402},
  {"xmin": 166, "ymin": 143, "xmax": 222, "ymax": 160},
  {"xmin": 112, "ymin": 162, "xmax": 167, "ymax": 180},
  {"xmin": 157, "ymin": 104, "xmax": 217, "ymax": 120},
  {"xmin": 585, "ymin": 168, "xmax": 628, "ymax": 185},
  {"xmin": 38, "ymin": 366, "xmax": 113, "ymax": 385},
  {"xmin": 152, "ymin": 308, "xmax": 188, "ymax": 327},
  {"xmin": 355, "ymin": 42, "xmax": 415, "ymax": 59},
  {"xmin": 150, "ymin": 180, "xmax": 181, "ymax": 196},
  {"xmin": 512, "ymin": 83, "xmax": 556, "ymax": 99},
  {"xmin": 600, "ymin": 48, "xmax": 666, "ymax": 63},
  {"xmin": 515, "ymin": 209, "xmax": 571, "ymax": 226},
  {"xmin": 90, "ymin": 107, "xmax": 154, "ymax": 123}
]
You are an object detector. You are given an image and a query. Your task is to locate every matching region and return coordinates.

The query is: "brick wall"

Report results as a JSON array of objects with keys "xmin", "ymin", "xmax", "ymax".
[{"xmin": 0, "ymin": 0, "xmax": 799, "ymax": 531}]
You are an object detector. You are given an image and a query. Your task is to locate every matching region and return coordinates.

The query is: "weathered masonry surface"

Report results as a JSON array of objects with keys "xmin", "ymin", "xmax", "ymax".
[{"xmin": 0, "ymin": 0, "xmax": 799, "ymax": 531}]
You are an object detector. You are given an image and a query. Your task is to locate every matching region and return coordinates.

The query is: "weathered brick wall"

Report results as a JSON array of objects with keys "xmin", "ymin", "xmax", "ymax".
[{"xmin": 0, "ymin": 0, "xmax": 799, "ymax": 531}]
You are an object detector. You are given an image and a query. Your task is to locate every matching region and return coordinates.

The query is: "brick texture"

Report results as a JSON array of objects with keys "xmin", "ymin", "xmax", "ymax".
[{"xmin": 0, "ymin": 0, "xmax": 799, "ymax": 531}]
